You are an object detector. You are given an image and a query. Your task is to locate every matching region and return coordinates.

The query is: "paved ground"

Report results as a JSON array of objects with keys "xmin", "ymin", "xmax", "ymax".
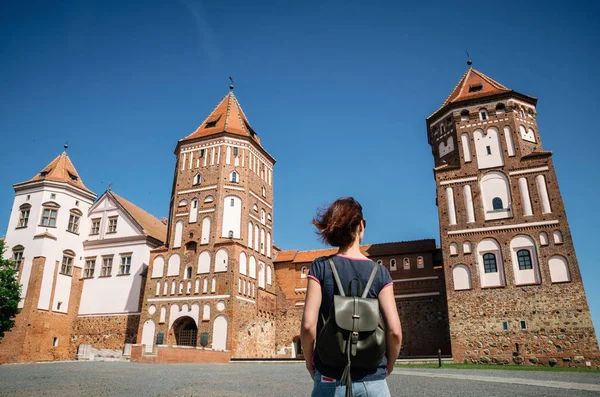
[{"xmin": 0, "ymin": 362, "xmax": 599, "ymax": 396}]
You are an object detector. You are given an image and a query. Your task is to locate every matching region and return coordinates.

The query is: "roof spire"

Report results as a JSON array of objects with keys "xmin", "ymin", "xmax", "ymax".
[
  {"xmin": 466, "ymin": 50, "xmax": 472, "ymax": 67},
  {"xmin": 229, "ymin": 76, "xmax": 234, "ymax": 91}
]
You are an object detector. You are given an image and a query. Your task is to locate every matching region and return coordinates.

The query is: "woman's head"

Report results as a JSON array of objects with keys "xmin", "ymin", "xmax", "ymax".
[{"xmin": 312, "ymin": 197, "xmax": 365, "ymax": 247}]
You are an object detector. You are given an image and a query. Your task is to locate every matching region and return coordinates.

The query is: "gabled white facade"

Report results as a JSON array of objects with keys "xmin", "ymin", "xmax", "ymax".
[{"xmin": 78, "ymin": 192, "xmax": 164, "ymax": 315}]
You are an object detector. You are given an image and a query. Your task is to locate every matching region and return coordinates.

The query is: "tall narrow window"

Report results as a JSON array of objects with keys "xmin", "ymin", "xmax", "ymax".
[
  {"xmin": 230, "ymin": 171, "xmax": 238, "ymax": 183},
  {"xmin": 480, "ymin": 109, "xmax": 488, "ymax": 120},
  {"xmin": 119, "ymin": 254, "xmax": 132, "ymax": 275},
  {"xmin": 390, "ymin": 259, "xmax": 397, "ymax": 271},
  {"xmin": 403, "ymin": 258, "xmax": 410, "ymax": 270},
  {"xmin": 90, "ymin": 218, "xmax": 101, "ymax": 235},
  {"xmin": 84, "ymin": 258, "xmax": 96, "ymax": 278},
  {"xmin": 17, "ymin": 205, "xmax": 30, "ymax": 228},
  {"xmin": 417, "ymin": 256, "xmax": 424, "ymax": 269},
  {"xmin": 233, "ymin": 147, "xmax": 239, "ymax": 156},
  {"xmin": 60, "ymin": 251, "xmax": 74, "ymax": 276},
  {"xmin": 12, "ymin": 247, "xmax": 24, "ymax": 271},
  {"xmin": 101, "ymin": 256, "xmax": 113, "ymax": 277},
  {"xmin": 193, "ymin": 174, "xmax": 202, "ymax": 185},
  {"xmin": 517, "ymin": 250, "xmax": 533, "ymax": 270},
  {"xmin": 107, "ymin": 217, "xmax": 118, "ymax": 233},
  {"xmin": 483, "ymin": 253, "xmax": 498, "ymax": 273},
  {"xmin": 41, "ymin": 207, "xmax": 58, "ymax": 227},
  {"xmin": 68, "ymin": 210, "xmax": 82, "ymax": 234}
]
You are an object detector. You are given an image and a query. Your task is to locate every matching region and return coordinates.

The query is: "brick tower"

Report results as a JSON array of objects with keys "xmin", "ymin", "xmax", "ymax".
[
  {"xmin": 427, "ymin": 66, "xmax": 599, "ymax": 366},
  {"xmin": 137, "ymin": 90, "xmax": 278, "ymax": 359}
]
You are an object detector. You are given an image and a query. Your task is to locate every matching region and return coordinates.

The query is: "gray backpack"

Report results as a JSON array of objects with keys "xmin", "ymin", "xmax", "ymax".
[{"xmin": 316, "ymin": 258, "xmax": 386, "ymax": 397}]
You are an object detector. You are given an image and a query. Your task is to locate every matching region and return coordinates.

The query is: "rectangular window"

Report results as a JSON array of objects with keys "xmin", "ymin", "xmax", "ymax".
[
  {"xmin": 84, "ymin": 258, "xmax": 96, "ymax": 278},
  {"xmin": 199, "ymin": 149, "xmax": 205, "ymax": 158},
  {"xmin": 480, "ymin": 111, "xmax": 488, "ymax": 120},
  {"xmin": 233, "ymin": 147, "xmax": 238, "ymax": 156},
  {"xmin": 119, "ymin": 254, "xmax": 132, "ymax": 275},
  {"xmin": 41, "ymin": 208, "xmax": 58, "ymax": 227},
  {"xmin": 230, "ymin": 199, "xmax": 235, "ymax": 206},
  {"xmin": 53, "ymin": 337, "xmax": 59, "ymax": 347},
  {"xmin": 13, "ymin": 251, "xmax": 24, "ymax": 271},
  {"xmin": 67, "ymin": 214, "xmax": 80, "ymax": 234},
  {"xmin": 502, "ymin": 321, "xmax": 509, "ymax": 331},
  {"xmin": 60, "ymin": 255, "xmax": 73, "ymax": 276},
  {"xmin": 520, "ymin": 320, "xmax": 527, "ymax": 330},
  {"xmin": 18, "ymin": 209, "xmax": 30, "ymax": 227},
  {"xmin": 107, "ymin": 217, "xmax": 118, "ymax": 233},
  {"xmin": 50, "ymin": 193, "xmax": 56, "ymax": 199},
  {"xmin": 90, "ymin": 219, "xmax": 101, "ymax": 235},
  {"xmin": 101, "ymin": 257, "xmax": 113, "ymax": 277},
  {"xmin": 486, "ymin": 146, "xmax": 492, "ymax": 155}
]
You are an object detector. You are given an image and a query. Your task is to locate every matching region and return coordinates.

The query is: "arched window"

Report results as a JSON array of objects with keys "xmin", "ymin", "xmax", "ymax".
[
  {"xmin": 203, "ymin": 278, "xmax": 208, "ymax": 293},
  {"xmin": 417, "ymin": 256, "xmax": 424, "ymax": 269},
  {"xmin": 248, "ymin": 221, "xmax": 253, "ymax": 249},
  {"xmin": 229, "ymin": 171, "xmax": 239, "ymax": 183},
  {"xmin": 151, "ymin": 256, "xmax": 165, "ymax": 278},
  {"xmin": 463, "ymin": 241, "xmax": 472, "ymax": 254},
  {"xmin": 519, "ymin": 108, "xmax": 525, "ymax": 118},
  {"xmin": 549, "ymin": 255, "xmax": 571, "ymax": 283},
  {"xmin": 222, "ymin": 196, "xmax": 241, "ymax": 238},
  {"xmin": 480, "ymin": 171, "xmax": 511, "ymax": 220},
  {"xmin": 201, "ymin": 217, "xmax": 211, "ymax": 244},
  {"xmin": 260, "ymin": 229, "xmax": 265, "ymax": 255},
  {"xmin": 155, "ymin": 281, "xmax": 161, "ymax": 296},
  {"xmin": 189, "ymin": 199, "xmax": 198, "ymax": 223},
  {"xmin": 449, "ymin": 243, "xmax": 458, "ymax": 256},
  {"xmin": 553, "ymin": 230, "xmax": 563, "ymax": 244},
  {"xmin": 261, "ymin": 186, "xmax": 266, "ymax": 197},
  {"xmin": 452, "ymin": 264, "xmax": 472, "ymax": 291},
  {"xmin": 203, "ymin": 304, "xmax": 210, "ymax": 321},
  {"xmin": 300, "ymin": 266, "xmax": 307, "ymax": 278},
  {"xmin": 267, "ymin": 266, "xmax": 272, "ymax": 285},
  {"xmin": 174, "ymin": 221, "xmax": 183, "ymax": 248},
  {"xmin": 539, "ymin": 232, "xmax": 549, "ymax": 246},
  {"xmin": 536, "ymin": 175, "xmax": 551, "ymax": 214},
  {"xmin": 492, "ymin": 197, "xmax": 503, "ymax": 210},
  {"xmin": 461, "ymin": 133, "xmax": 472, "ymax": 163},
  {"xmin": 170, "ymin": 280, "xmax": 176, "ymax": 295},
  {"xmin": 266, "ymin": 232, "xmax": 272, "ymax": 258},
  {"xmin": 195, "ymin": 278, "xmax": 200, "ymax": 293},
  {"xmin": 211, "ymin": 277, "xmax": 216, "ymax": 293},
  {"xmin": 215, "ymin": 248, "xmax": 228, "ymax": 272},
  {"xmin": 483, "ymin": 253, "xmax": 497, "ymax": 273},
  {"xmin": 517, "ymin": 249, "xmax": 532, "ymax": 270},
  {"xmin": 503, "ymin": 125, "xmax": 516, "ymax": 157},
  {"xmin": 17, "ymin": 203, "xmax": 31, "ymax": 228},
  {"xmin": 460, "ymin": 109, "xmax": 470, "ymax": 121},
  {"xmin": 249, "ymin": 256, "xmax": 257, "ymax": 279},
  {"xmin": 239, "ymin": 252, "xmax": 247, "ymax": 275},
  {"xmin": 198, "ymin": 251, "xmax": 211, "ymax": 274},
  {"xmin": 167, "ymin": 254, "xmax": 181, "ymax": 276},
  {"xmin": 193, "ymin": 174, "xmax": 202, "ymax": 185},
  {"xmin": 254, "ymin": 225, "xmax": 259, "ymax": 252},
  {"xmin": 390, "ymin": 259, "xmax": 397, "ymax": 271},
  {"xmin": 159, "ymin": 306, "xmax": 167, "ymax": 323},
  {"xmin": 261, "ymin": 209, "xmax": 266, "ymax": 224},
  {"xmin": 178, "ymin": 282, "xmax": 184, "ymax": 294},
  {"xmin": 258, "ymin": 262, "xmax": 265, "ymax": 289},
  {"xmin": 185, "ymin": 266, "xmax": 193, "ymax": 279},
  {"xmin": 204, "ymin": 195, "xmax": 214, "ymax": 203},
  {"xmin": 403, "ymin": 258, "xmax": 410, "ymax": 270}
]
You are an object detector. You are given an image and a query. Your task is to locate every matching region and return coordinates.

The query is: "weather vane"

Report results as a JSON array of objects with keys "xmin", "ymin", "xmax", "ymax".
[
  {"xmin": 64, "ymin": 141, "xmax": 69, "ymax": 151},
  {"xmin": 466, "ymin": 50, "xmax": 472, "ymax": 67},
  {"xmin": 108, "ymin": 182, "xmax": 113, "ymax": 191},
  {"xmin": 229, "ymin": 76, "xmax": 234, "ymax": 91}
]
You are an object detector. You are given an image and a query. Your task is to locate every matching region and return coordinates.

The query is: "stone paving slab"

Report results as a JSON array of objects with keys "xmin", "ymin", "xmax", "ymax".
[{"xmin": 0, "ymin": 362, "xmax": 599, "ymax": 396}]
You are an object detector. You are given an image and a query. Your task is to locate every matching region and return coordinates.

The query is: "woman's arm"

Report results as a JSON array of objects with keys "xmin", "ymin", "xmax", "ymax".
[
  {"xmin": 379, "ymin": 285, "xmax": 402, "ymax": 375},
  {"xmin": 300, "ymin": 278, "xmax": 322, "ymax": 379}
]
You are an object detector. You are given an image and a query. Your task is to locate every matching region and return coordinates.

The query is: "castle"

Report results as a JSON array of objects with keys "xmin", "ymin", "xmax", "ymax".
[{"xmin": 1, "ymin": 67, "xmax": 598, "ymax": 367}]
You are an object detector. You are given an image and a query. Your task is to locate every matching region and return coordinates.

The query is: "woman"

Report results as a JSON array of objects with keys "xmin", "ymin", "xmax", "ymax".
[{"xmin": 301, "ymin": 197, "xmax": 402, "ymax": 397}]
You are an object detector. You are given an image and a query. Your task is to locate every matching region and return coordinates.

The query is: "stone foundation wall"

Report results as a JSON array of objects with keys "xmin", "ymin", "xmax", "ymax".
[
  {"xmin": 130, "ymin": 345, "xmax": 230, "ymax": 363},
  {"xmin": 70, "ymin": 314, "xmax": 141, "ymax": 356}
]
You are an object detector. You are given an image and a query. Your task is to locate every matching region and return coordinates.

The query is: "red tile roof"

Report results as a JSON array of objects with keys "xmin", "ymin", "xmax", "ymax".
[
  {"xmin": 26, "ymin": 152, "xmax": 94, "ymax": 195},
  {"xmin": 110, "ymin": 192, "xmax": 167, "ymax": 243},
  {"xmin": 429, "ymin": 68, "xmax": 511, "ymax": 119},
  {"xmin": 182, "ymin": 92, "xmax": 261, "ymax": 145},
  {"xmin": 274, "ymin": 240, "xmax": 437, "ymax": 264}
]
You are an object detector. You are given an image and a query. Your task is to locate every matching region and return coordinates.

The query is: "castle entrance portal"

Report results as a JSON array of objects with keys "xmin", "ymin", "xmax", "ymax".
[{"xmin": 172, "ymin": 316, "xmax": 197, "ymax": 346}]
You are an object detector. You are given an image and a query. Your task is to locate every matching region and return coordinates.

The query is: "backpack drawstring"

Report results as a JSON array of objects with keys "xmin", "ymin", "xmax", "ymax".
[{"xmin": 340, "ymin": 332, "xmax": 353, "ymax": 397}]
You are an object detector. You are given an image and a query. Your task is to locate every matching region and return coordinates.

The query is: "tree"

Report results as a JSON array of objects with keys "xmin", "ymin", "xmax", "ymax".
[{"xmin": 0, "ymin": 240, "xmax": 21, "ymax": 339}]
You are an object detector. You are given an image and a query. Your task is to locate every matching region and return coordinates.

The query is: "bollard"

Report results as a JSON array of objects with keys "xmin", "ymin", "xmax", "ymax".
[{"xmin": 438, "ymin": 349, "xmax": 442, "ymax": 368}]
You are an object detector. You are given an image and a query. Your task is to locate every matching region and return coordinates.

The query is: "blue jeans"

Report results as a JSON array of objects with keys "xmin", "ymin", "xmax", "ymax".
[{"xmin": 311, "ymin": 369, "xmax": 390, "ymax": 397}]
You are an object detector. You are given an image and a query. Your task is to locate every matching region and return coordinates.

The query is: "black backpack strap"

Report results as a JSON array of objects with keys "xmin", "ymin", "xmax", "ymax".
[
  {"xmin": 361, "ymin": 262, "xmax": 380, "ymax": 298},
  {"xmin": 328, "ymin": 258, "xmax": 346, "ymax": 297}
]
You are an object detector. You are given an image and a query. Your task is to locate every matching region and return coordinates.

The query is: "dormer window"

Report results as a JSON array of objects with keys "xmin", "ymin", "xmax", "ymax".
[
  {"xmin": 68, "ymin": 172, "xmax": 78, "ymax": 182},
  {"xmin": 193, "ymin": 174, "xmax": 202, "ymax": 186},
  {"xmin": 40, "ymin": 169, "xmax": 51, "ymax": 178},
  {"xmin": 469, "ymin": 83, "xmax": 483, "ymax": 92},
  {"xmin": 479, "ymin": 109, "xmax": 488, "ymax": 120}
]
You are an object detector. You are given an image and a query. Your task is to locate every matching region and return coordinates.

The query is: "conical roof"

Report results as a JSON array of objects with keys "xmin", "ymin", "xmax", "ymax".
[
  {"xmin": 25, "ymin": 152, "xmax": 94, "ymax": 194},
  {"xmin": 429, "ymin": 67, "xmax": 513, "ymax": 119},
  {"xmin": 182, "ymin": 92, "xmax": 260, "ymax": 144}
]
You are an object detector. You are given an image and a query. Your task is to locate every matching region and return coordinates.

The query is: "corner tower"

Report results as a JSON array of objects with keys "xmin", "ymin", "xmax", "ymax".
[
  {"xmin": 138, "ymin": 90, "xmax": 277, "ymax": 359},
  {"xmin": 427, "ymin": 66, "xmax": 599, "ymax": 366}
]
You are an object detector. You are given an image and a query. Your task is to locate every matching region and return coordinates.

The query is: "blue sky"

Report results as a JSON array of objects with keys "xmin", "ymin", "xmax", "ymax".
[{"xmin": 1, "ymin": 1, "xmax": 599, "ymax": 332}]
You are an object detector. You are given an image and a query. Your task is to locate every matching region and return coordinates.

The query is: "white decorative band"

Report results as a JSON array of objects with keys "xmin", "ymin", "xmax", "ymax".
[
  {"xmin": 224, "ymin": 185, "xmax": 246, "ymax": 191},
  {"xmin": 235, "ymin": 296, "xmax": 256, "ymax": 304},
  {"xmin": 175, "ymin": 213, "xmax": 189, "ymax": 217},
  {"xmin": 440, "ymin": 176, "xmax": 477, "ymax": 186},
  {"xmin": 147, "ymin": 294, "xmax": 230, "ymax": 302},
  {"xmin": 178, "ymin": 186, "xmax": 217, "ymax": 195},
  {"xmin": 448, "ymin": 220, "xmax": 559, "ymax": 235},
  {"xmin": 295, "ymin": 301, "xmax": 306, "ymax": 306},
  {"xmin": 198, "ymin": 209, "xmax": 215, "ymax": 214},
  {"xmin": 509, "ymin": 166, "xmax": 549, "ymax": 176},
  {"xmin": 295, "ymin": 288, "xmax": 307, "ymax": 292},
  {"xmin": 392, "ymin": 276, "xmax": 439, "ymax": 283},
  {"xmin": 394, "ymin": 292, "xmax": 440, "ymax": 299},
  {"xmin": 249, "ymin": 190, "xmax": 272, "ymax": 209},
  {"xmin": 77, "ymin": 312, "xmax": 141, "ymax": 318}
]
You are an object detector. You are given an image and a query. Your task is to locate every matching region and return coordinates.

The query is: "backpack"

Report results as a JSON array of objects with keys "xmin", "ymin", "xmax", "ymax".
[{"xmin": 316, "ymin": 258, "xmax": 386, "ymax": 397}]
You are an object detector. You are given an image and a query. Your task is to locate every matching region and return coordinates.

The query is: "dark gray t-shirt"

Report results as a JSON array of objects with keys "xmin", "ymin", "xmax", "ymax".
[{"xmin": 308, "ymin": 254, "xmax": 393, "ymax": 381}]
